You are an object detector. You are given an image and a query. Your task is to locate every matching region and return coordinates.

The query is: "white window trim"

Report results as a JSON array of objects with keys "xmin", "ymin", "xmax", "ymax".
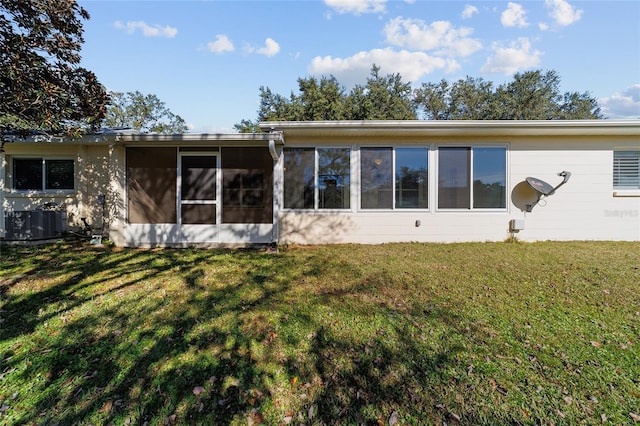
[
  {"xmin": 357, "ymin": 145, "xmax": 431, "ymax": 212},
  {"xmin": 8, "ymin": 156, "xmax": 76, "ymax": 194},
  {"xmin": 435, "ymin": 144, "xmax": 509, "ymax": 212},
  {"xmin": 282, "ymin": 146, "xmax": 353, "ymax": 212},
  {"xmin": 176, "ymin": 151, "xmax": 221, "ymax": 226}
]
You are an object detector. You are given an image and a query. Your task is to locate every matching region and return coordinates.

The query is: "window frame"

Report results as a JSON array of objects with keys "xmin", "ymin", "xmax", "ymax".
[
  {"xmin": 359, "ymin": 146, "xmax": 430, "ymax": 211},
  {"xmin": 11, "ymin": 157, "xmax": 75, "ymax": 192},
  {"xmin": 436, "ymin": 145, "xmax": 508, "ymax": 211},
  {"xmin": 613, "ymin": 150, "xmax": 640, "ymax": 195},
  {"xmin": 283, "ymin": 146, "xmax": 352, "ymax": 211}
]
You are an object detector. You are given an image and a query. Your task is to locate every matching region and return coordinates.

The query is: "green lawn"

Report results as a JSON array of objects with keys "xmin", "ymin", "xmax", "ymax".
[{"xmin": 0, "ymin": 241, "xmax": 638, "ymax": 425}]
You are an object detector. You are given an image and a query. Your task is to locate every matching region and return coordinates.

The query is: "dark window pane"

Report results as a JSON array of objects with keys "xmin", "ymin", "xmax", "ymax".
[
  {"xmin": 45, "ymin": 160, "xmax": 74, "ymax": 190},
  {"xmin": 182, "ymin": 204, "xmax": 216, "ymax": 224},
  {"xmin": 318, "ymin": 148, "xmax": 350, "ymax": 209},
  {"xmin": 473, "ymin": 148, "xmax": 506, "ymax": 208},
  {"xmin": 284, "ymin": 148, "xmax": 315, "ymax": 209},
  {"xmin": 438, "ymin": 148, "xmax": 470, "ymax": 209},
  {"xmin": 181, "ymin": 156, "xmax": 216, "ymax": 200},
  {"xmin": 361, "ymin": 148, "xmax": 392, "ymax": 209},
  {"xmin": 395, "ymin": 148, "xmax": 428, "ymax": 209},
  {"xmin": 14, "ymin": 158, "xmax": 43, "ymax": 190}
]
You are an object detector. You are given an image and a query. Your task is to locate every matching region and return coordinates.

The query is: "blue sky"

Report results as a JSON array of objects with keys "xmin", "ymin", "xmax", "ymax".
[{"xmin": 78, "ymin": 0, "xmax": 640, "ymax": 133}]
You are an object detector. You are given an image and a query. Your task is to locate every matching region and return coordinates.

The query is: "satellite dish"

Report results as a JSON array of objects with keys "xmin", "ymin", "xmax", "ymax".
[
  {"xmin": 523, "ymin": 171, "xmax": 571, "ymax": 211},
  {"xmin": 526, "ymin": 177, "xmax": 555, "ymax": 196}
]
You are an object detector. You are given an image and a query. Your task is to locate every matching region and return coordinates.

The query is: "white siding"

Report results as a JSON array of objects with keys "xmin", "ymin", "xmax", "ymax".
[{"xmin": 276, "ymin": 130, "xmax": 640, "ymax": 244}]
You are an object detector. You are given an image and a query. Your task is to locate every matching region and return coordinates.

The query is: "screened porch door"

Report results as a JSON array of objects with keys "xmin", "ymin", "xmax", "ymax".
[{"xmin": 179, "ymin": 154, "xmax": 220, "ymax": 243}]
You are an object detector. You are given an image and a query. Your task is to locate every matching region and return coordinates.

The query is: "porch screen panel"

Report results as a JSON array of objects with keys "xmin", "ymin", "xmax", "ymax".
[
  {"xmin": 182, "ymin": 204, "xmax": 217, "ymax": 224},
  {"xmin": 221, "ymin": 147, "xmax": 273, "ymax": 224},
  {"xmin": 127, "ymin": 147, "xmax": 177, "ymax": 223},
  {"xmin": 182, "ymin": 156, "xmax": 216, "ymax": 200}
]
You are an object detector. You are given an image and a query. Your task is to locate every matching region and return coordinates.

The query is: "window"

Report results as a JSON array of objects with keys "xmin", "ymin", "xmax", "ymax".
[
  {"xmin": 361, "ymin": 148, "xmax": 392, "ymax": 209},
  {"xmin": 438, "ymin": 147, "xmax": 506, "ymax": 209},
  {"xmin": 613, "ymin": 151, "xmax": 640, "ymax": 190},
  {"xmin": 360, "ymin": 147, "xmax": 429, "ymax": 209},
  {"xmin": 283, "ymin": 147, "xmax": 351, "ymax": 209},
  {"xmin": 13, "ymin": 158, "xmax": 74, "ymax": 191},
  {"xmin": 283, "ymin": 148, "xmax": 314, "ymax": 209},
  {"xmin": 396, "ymin": 148, "xmax": 428, "ymax": 209}
]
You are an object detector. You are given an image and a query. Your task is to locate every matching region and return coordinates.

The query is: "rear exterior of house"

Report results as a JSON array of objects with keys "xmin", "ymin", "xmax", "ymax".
[
  {"xmin": 265, "ymin": 120, "xmax": 639, "ymax": 244},
  {"xmin": 1, "ymin": 132, "xmax": 282, "ymax": 247},
  {"xmin": 1, "ymin": 120, "xmax": 638, "ymax": 246}
]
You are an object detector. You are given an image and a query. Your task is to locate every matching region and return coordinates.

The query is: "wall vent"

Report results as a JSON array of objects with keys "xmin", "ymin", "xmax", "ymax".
[{"xmin": 4, "ymin": 211, "xmax": 68, "ymax": 240}]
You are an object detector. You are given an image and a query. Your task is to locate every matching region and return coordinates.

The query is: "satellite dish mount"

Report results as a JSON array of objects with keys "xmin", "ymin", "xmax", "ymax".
[{"xmin": 525, "ymin": 171, "xmax": 571, "ymax": 212}]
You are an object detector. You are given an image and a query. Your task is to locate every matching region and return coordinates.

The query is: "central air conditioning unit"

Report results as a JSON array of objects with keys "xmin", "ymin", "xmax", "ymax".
[{"xmin": 4, "ymin": 211, "xmax": 68, "ymax": 241}]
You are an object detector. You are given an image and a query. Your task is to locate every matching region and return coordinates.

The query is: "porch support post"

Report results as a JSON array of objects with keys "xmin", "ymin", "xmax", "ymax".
[
  {"xmin": 269, "ymin": 135, "xmax": 283, "ymax": 247},
  {"xmin": 107, "ymin": 144, "xmax": 126, "ymax": 246},
  {"xmin": 0, "ymin": 149, "xmax": 5, "ymax": 238}
]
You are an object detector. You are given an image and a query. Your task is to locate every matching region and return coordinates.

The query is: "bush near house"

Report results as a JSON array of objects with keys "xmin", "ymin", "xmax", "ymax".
[{"xmin": 0, "ymin": 241, "xmax": 638, "ymax": 425}]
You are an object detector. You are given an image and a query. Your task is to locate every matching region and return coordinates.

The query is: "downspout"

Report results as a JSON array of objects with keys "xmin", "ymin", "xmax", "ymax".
[{"xmin": 268, "ymin": 131, "xmax": 284, "ymax": 249}]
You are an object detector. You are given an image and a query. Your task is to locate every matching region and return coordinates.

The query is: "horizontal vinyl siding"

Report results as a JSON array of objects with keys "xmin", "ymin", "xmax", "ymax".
[
  {"xmin": 510, "ymin": 140, "xmax": 639, "ymax": 241},
  {"xmin": 278, "ymin": 135, "xmax": 640, "ymax": 244}
]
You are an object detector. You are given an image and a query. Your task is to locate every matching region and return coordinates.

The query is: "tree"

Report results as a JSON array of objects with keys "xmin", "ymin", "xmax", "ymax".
[
  {"xmin": 414, "ymin": 70, "xmax": 602, "ymax": 120},
  {"xmin": 237, "ymin": 67, "xmax": 602, "ymax": 132},
  {"xmin": 103, "ymin": 91, "xmax": 188, "ymax": 134},
  {"xmin": 236, "ymin": 65, "xmax": 415, "ymax": 131},
  {"xmin": 347, "ymin": 65, "xmax": 416, "ymax": 120},
  {"xmin": 0, "ymin": 0, "xmax": 108, "ymax": 137}
]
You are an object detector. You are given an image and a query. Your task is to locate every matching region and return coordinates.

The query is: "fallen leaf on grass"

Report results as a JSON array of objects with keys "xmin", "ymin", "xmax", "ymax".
[
  {"xmin": 388, "ymin": 410, "xmax": 399, "ymax": 426},
  {"xmin": 99, "ymin": 400, "xmax": 113, "ymax": 413},
  {"xmin": 448, "ymin": 412, "xmax": 461, "ymax": 423},
  {"xmin": 630, "ymin": 412, "xmax": 640, "ymax": 422},
  {"xmin": 192, "ymin": 386, "xmax": 205, "ymax": 396},
  {"xmin": 591, "ymin": 341, "xmax": 602, "ymax": 348},
  {"xmin": 489, "ymin": 379, "xmax": 508, "ymax": 395}
]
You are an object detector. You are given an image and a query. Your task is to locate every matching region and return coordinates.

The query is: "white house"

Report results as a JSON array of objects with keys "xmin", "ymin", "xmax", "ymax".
[{"xmin": 1, "ymin": 120, "xmax": 639, "ymax": 246}]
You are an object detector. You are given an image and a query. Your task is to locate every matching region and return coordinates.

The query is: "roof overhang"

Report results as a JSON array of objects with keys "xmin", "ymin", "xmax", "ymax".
[
  {"xmin": 2, "ymin": 131, "xmax": 285, "ymax": 147},
  {"xmin": 259, "ymin": 120, "xmax": 640, "ymax": 138}
]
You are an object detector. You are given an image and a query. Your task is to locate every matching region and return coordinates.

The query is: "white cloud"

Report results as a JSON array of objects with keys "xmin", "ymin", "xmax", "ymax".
[
  {"xmin": 309, "ymin": 48, "xmax": 459, "ymax": 87},
  {"xmin": 255, "ymin": 38, "xmax": 281, "ymax": 57},
  {"xmin": 481, "ymin": 37, "xmax": 542, "ymax": 75},
  {"xmin": 113, "ymin": 20, "xmax": 177, "ymax": 38},
  {"xmin": 462, "ymin": 5, "xmax": 479, "ymax": 19},
  {"xmin": 324, "ymin": 0, "xmax": 387, "ymax": 15},
  {"xmin": 383, "ymin": 17, "xmax": 482, "ymax": 57},
  {"xmin": 501, "ymin": 2, "xmax": 529, "ymax": 28},
  {"xmin": 538, "ymin": 22, "xmax": 549, "ymax": 31},
  {"xmin": 545, "ymin": 0, "xmax": 583, "ymax": 26},
  {"xmin": 207, "ymin": 34, "xmax": 234, "ymax": 54},
  {"xmin": 599, "ymin": 85, "xmax": 640, "ymax": 119}
]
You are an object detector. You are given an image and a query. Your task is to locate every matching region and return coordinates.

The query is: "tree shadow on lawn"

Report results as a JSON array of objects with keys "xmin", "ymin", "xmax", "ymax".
[{"xmin": 1, "ymin": 244, "xmax": 492, "ymax": 425}]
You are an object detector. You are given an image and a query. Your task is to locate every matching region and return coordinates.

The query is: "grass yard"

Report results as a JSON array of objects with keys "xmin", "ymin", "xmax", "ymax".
[{"xmin": 0, "ymin": 241, "xmax": 639, "ymax": 425}]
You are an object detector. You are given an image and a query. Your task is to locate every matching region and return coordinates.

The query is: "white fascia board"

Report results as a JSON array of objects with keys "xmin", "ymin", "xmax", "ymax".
[{"xmin": 258, "ymin": 120, "xmax": 640, "ymax": 138}]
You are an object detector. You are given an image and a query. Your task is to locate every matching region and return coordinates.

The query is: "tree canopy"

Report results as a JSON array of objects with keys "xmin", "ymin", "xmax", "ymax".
[
  {"xmin": 103, "ymin": 91, "xmax": 188, "ymax": 134},
  {"xmin": 0, "ymin": 0, "xmax": 109, "ymax": 137},
  {"xmin": 235, "ymin": 66, "xmax": 602, "ymax": 132}
]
